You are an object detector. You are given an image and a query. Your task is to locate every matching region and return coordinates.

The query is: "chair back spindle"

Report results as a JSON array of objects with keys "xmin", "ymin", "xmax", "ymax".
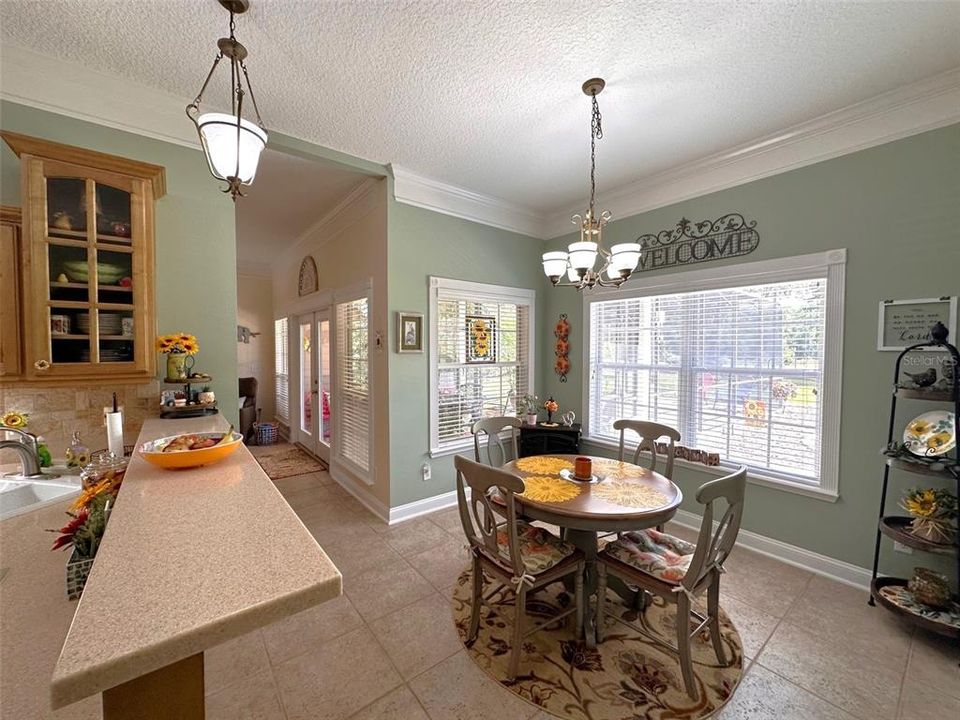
[
  {"xmin": 683, "ymin": 466, "xmax": 747, "ymax": 592},
  {"xmin": 613, "ymin": 419, "xmax": 681, "ymax": 478}
]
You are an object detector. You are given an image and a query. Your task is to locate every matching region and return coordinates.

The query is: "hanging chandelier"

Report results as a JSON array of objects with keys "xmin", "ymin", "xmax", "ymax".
[
  {"xmin": 542, "ymin": 78, "xmax": 641, "ymax": 290},
  {"xmin": 186, "ymin": 0, "xmax": 267, "ymax": 200}
]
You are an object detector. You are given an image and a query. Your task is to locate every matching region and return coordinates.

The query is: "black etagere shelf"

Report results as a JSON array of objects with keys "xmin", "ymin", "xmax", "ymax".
[{"xmin": 869, "ymin": 322, "xmax": 960, "ymax": 638}]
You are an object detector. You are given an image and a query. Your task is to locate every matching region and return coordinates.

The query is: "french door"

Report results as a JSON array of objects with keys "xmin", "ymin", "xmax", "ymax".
[{"xmin": 297, "ymin": 310, "xmax": 332, "ymax": 462}]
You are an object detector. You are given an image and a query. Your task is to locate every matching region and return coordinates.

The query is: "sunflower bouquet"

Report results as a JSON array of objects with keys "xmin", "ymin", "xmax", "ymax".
[
  {"xmin": 899, "ymin": 487, "xmax": 958, "ymax": 545},
  {"xmin": 156, "ymin": 332, "xmax": 199, "ymax": 355}
]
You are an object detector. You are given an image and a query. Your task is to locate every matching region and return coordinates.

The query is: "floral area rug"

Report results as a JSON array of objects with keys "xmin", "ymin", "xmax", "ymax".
[
  {"xmin": 452, "ymin": 567, "xmax": 743, "ymax": 720},
  {"xmin": 254, "ymin": 445, "xmax": 326, "ymax": 479}
]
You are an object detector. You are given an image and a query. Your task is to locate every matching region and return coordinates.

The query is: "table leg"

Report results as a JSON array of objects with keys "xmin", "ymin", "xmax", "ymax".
[
  {"xmin": 564, "ymin": 529, "xmax": 599, "ymax": 648},
  {"xmin": 102, "ymin": 652, "xmax": 204, "ymax": 720}
]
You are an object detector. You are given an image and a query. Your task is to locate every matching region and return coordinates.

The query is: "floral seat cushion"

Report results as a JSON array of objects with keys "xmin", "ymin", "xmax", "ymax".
[
  {"xmin": 496, "ymin": 522, "xmax": 576, "ymax": 575},
  {"xmin": 603, "ymin": 528, "xmax": 697, "ymax": 584}
]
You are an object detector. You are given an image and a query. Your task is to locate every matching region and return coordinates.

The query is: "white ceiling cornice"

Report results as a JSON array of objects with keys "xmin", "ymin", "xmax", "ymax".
[
  {"xmin": 543, "ymin": 66, "xmax": 960, "ymax": 238},
  {"xmin": 3, "ymin": 42, "xmax": 957, "ymax": 242}
]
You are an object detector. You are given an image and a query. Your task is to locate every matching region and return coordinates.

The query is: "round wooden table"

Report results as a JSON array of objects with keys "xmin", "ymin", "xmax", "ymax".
[{"xmin": 501, "ymin": 454, "xmax": 683, "ymax": 646}]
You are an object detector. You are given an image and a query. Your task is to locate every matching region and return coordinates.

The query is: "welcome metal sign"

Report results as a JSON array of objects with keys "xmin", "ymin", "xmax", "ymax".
[{"xmin": 635, "ymin": 213, "xmax": 759, "ymax": 271}]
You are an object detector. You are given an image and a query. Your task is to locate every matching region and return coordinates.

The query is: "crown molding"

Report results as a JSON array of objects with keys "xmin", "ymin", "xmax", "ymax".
[
  {"xmin": 390, "ymin": 164, "xmax": 547, "ymax": 239},
  {"xmin": 543, "ymin": 66, "xmax": 960, "ymax": 238}
]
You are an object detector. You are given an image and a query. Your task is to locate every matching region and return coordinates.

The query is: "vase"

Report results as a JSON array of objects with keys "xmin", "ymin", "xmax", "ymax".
[
  {"xmin": 526, "ymin": 413, "xmax": 538, "ymax": 426},
  {"xmin": 166, "ymin": 352, "xmax": 188, "ymax": 381},
  {"xmin": 66, "ymin": 549, "xmax": 95, "ymax": 601}
]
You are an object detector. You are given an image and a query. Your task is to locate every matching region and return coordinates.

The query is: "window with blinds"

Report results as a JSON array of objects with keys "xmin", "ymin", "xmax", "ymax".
[
  {"xmin": 588, "ymin": 276, "xmax": 831, "ymax": 485},
  {"xmin": 274, "ymin": 317, "xmax": 289, "ymax": 422},
  {"xmin": 335, "ymin": 295, "xmax": 371, "ymax": 475},
  {"xmin": 430, "ymin": 279, "xmax": 535, "ymax": 454}
]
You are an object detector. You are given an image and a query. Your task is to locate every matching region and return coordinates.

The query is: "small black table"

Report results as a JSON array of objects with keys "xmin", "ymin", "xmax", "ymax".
[{"xmin": 518, "ymin": 422, "xmax": 581, "ymax": 457}]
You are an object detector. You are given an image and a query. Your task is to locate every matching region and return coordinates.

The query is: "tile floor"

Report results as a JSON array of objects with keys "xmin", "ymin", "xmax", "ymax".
[{"xmin": 1, "ymin": 453, "xmax": 957, "ymax": 720}]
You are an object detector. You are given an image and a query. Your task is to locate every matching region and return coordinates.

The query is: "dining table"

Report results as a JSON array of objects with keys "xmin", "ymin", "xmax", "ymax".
[{"xmin": 500, "ymin": 453, "xmax": 683, "ymax": 647}]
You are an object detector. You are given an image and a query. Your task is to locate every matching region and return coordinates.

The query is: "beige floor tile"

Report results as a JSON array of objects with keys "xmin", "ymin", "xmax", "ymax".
[
  {"xmin": 785, "ymin": 574, "xmax": 913, "ymax": 665},
  {"xmin": 757, "ymin": 620, "xmax": 903, "ymax": 720},
  {"xmin": 279, "ymin": 483, "xmax": 339, "ymax": 510},
  {"xmin": 906, "ymin": 630, "xmax": 960, "ymax": 701},
  {"xmin": 261, "ymin": 592, "xmax": 364, "ymax": 665},
  {"xmin": 716, "ymin": 664, "xmax": 858, "ymax": 719},
  {"xmin": 311, "ymin": 519, "xmax": 382, "ymax": 548},
  {"xmin": 406, "ymin": 535, "xmax": 471, "ymax": 591},
  {"xmin": 344, "ymin": 561, "xmax": 436, "ymax": 621},
  {"xmin": 347, "ymin": 685, "xmax": 430, "ymax": 720},
  {"xmin": 274, "ymin": 626, "xmax": 403, "ymax": 720},
  {"xmin": 426, "ymin": 506, "xmax": 464, "ymax": 536},
  {"xmin": 206, "ymin": 669, "xmax": 285, "ymax": 720},
  {"xmin": 324, "ymin": 534, "xmax": 406, "ymax": 580},
  {"xmin": 897, "ymin": 678, "xmax": 960, "ymax": 720},
  {"xmin": 721, "ymin": 547, "xmax": 813, "ymax": 617},
  {"xmin": 710, "ymin": 591, "xmax": 780, "ymax": 659},
  {"xmin": 297, "ymin": 499, "xmax": 361, "ymax": 528},
  {"xmin": 368, "ymin": 592, "xmax": 463, "ymax": 679},
  {"xmin": 409, "ymin": 650, "xmax": 538, "ymax": 720},
  {"xmin": 379, "ymin": 518, "xmax": 452, "ymax": 557},
  {"xmin": 273, "ymin": 471, "xmax": 332, "ymax": 494},
  {"xmin": 203, "ymin": 630, "xmax": 271, "ymax": 696}
]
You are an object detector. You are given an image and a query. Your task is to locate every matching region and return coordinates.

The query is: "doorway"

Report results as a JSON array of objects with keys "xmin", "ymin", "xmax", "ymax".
[{"xmin": 297, "ymin": 309, "xmax": 332, "ymax": 462}]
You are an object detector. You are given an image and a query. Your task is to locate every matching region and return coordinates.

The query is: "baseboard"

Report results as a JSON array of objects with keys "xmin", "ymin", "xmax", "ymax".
[
  {"xmin": 672, "ymin": 509, "xmax": 872, "ymax": 590},
  {"xmin": 328, "ymin": 462, "xmax": 390, "ymax": 522},
  {"xmin": 388, "ymin": 489, "xmax": 461, "ymax": 525}
]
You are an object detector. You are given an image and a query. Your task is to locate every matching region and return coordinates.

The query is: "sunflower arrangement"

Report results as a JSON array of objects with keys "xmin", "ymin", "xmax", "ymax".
[
  {"xmin": 900, "ymin": 487, "xmax": 958, "ymax": 545},
  {"xmin": 156, "ymin": 332, "xmax": 199, "ymax": 355}
]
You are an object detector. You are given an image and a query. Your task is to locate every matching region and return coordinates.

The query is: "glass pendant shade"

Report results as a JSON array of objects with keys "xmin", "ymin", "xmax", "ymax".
[
  {"xmin": 567, "ymin": 266, "xmax": 580, "ymax": 282},
  {"xmin": 196, "ymin": 112, "xmax": 268, "ymax": 184},
  {"xmin": 568, "ymin": 241, "xmax": 598, "ymax": 272},
  {"xmin": 609, "ymin": 242, "xmax": 642, "ymax": 274},
  {"xmin": 542, "ymin": 251, "xmax": 569, "ymax": 280}
]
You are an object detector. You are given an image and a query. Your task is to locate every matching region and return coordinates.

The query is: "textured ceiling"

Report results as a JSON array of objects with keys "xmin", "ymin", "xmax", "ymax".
[
  {"xmin": 235, "ymin": 149, "xmax": 369, "ymax": 272},
  {"xmin": 1, "ymin": 1, "xmax": 958, "ymax": 215}
]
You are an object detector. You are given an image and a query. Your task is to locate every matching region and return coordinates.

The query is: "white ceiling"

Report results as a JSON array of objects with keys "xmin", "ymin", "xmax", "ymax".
[
  {"xmin": 235, "ymin": 149, "xmax": 370, "ymax": 273},
  {"xmin": 1, "ymin": 1, "xmax": 958, "ymax": 220}
]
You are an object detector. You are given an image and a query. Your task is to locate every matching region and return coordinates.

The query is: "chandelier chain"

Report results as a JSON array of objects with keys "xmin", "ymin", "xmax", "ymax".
[{"xmin": 589, "ymin": 92, "xmax": 603, "ymax": 217}]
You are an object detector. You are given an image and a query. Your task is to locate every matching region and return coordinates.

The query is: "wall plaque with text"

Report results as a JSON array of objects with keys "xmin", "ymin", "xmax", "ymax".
[{"xmin": 635, "ymin": 213, "xmax": 759, "ymax": 272}]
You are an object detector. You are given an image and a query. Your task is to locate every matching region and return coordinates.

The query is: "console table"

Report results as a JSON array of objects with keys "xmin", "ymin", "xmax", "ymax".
[{"xmin": 518, "ymin": 423, "xmax": 581, "ymax": 457}]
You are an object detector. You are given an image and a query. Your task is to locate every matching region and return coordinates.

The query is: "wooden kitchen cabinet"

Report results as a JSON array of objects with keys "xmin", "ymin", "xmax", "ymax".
[
  {"xmin": 1, "ymin": 132, "xmax": 165, "ymax": 383},
  {"xmin": 0, "ymin": 206, "xmax": 22, "ymax": 378}
]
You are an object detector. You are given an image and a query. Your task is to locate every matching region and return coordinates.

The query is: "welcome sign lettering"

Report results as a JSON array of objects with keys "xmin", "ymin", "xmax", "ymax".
[{"xmin": 635, "ymin": 214, "xmax": 759, "ymax": 272}]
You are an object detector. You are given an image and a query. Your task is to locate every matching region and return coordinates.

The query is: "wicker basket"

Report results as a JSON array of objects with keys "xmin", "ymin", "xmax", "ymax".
[
  {"xmin": 66, "ymin": 549, "xmax": 95, "ymax": 601},
  {"xmin": 255, "ymin": 421, "xmax": 279, "ymax": 446}
]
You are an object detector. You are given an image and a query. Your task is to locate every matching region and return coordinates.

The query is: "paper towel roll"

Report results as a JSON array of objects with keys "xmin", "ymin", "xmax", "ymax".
[{"xmin": 106, "ymin": 411, "xmax": 124, "ymax": 457}]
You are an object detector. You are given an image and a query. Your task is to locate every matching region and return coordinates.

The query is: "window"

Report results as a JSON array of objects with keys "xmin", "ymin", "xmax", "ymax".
[
  {"xmin": 274, "ymin": 317, "xmax": 289, "ymax": 422},
  {"xmin": 335, "ymin": 293, "xmax": 372, "ymax": 478},
  {"xmin": 429, "ymin": 277, "xmax": 535, "ymax": 455},
  {"xmin": 585, "ymin": 250, "xmax": 844, "ymax": 497}
]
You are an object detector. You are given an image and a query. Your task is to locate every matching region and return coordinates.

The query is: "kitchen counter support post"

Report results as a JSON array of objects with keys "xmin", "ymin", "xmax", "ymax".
[{"xmin": 102, "ymin": 653, "xmax": 204, "ymax": 719}]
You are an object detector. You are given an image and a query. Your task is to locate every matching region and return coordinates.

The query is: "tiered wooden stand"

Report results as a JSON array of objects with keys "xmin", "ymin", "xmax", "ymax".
[{"xmin": 160, "ymin": 377, "xmax": 218, "ymax": 419}]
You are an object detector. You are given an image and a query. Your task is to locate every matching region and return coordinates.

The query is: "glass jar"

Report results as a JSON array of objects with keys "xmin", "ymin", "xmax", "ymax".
[{"xmin": 80, "ymin": 451, "xmax": 128, "ymax": 491}]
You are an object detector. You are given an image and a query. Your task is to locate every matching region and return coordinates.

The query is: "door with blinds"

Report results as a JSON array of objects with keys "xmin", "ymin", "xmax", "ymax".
[
  {"xmin": 334, "ymin": 294, "xmax": 372, "ymax": 481},
  {"xmin": 296, "ymin": 309, "xmax": 332, "ymax": 462}
]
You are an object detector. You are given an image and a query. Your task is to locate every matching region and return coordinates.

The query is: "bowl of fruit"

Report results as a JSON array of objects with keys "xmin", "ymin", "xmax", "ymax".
[{"xmin": 139, "ymin": 426, "xmax": 242, "ymax": 469}]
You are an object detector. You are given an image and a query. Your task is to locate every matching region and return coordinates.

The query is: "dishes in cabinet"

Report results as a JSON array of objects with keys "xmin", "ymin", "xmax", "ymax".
[
  {"xmin": 903, "ymin": 411, "xmax": 956, "ymax": 457},
  {"xmin": 61, "ymin": 260, "xmax": 126, "ymax": 284}
]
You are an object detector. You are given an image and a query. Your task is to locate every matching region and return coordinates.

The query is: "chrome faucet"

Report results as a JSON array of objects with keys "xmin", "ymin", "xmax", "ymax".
[{"xmin": 0, "ymin": 428, "xmax": 43, "ymax": 478}]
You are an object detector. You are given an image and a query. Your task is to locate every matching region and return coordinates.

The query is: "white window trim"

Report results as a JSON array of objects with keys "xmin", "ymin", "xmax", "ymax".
[
  {"xmin": 428, "ymin": 276, "xmax": 536, "ymax": 458},
  {"xmin": 332, "ymin": 279, "xmax": 375, "ymax": 486},
  {"xmin": 582, "ymin": 249, "xmax": 845, "ymax": 502}
]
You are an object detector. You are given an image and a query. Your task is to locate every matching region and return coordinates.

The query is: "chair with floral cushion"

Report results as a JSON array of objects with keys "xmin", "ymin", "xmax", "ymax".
[
  {"xmin": 613, "ymin": 419, "xmax": 681, "ymax": 479},
  {"xmin": 455, "ymin": 455, "xmax": 585, "ymax": 682},
  {"xmin": 471, "ymin": 416, "xmax": 522, "ymax": 467},
  {"xmin": 596, "ymin": 466, "xmax": 746, "ymax": 700}
]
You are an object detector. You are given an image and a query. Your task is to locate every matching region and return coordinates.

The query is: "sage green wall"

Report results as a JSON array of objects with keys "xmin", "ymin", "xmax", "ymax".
[
  {"xmin": 387, "ymin": 199, "xmax": 545, "ymax": 507},
  {"xmin": 541, "ymin": 123, "xmax": 960, "ymax": 576},
  {"xmin": 0, "ymin": 101, "xmax": 239, "ymax": 426}
]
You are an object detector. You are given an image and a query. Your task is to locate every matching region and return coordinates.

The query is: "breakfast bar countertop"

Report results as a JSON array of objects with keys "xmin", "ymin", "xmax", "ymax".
[{"xmin": 49, "ymin": 415, "xmax": 341, "ymax": 709}]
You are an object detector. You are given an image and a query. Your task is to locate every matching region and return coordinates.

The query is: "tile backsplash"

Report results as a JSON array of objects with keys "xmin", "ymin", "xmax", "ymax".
[{"xmin": 0, "ymin": 381, "xmax": 160, "ymax": 462}]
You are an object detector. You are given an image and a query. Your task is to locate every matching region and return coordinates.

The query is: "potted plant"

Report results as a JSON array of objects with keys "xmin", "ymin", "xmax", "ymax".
[
  {"xmin": 198, "ymin": 385, "xmax": 216, "ymax": 405},
  {"xmin": 49, "ymin": 492, "xmax": 113, "ymax": 600},
  {"xmin": 899, "ymin": 487, "xmax": 958, "ymax": 545},
  {"xmin": 519, "ymin": 394, "xmax": 539, "ymax": 426},
  {"xmin": 156, "ymin": 332, "xmax": 199, "ymax": 381}
]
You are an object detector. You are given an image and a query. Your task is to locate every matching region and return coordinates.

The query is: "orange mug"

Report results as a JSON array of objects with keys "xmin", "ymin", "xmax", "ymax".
[{"xmin": 574, "ymin": 456, "xmax": 592, "ymax": 480}]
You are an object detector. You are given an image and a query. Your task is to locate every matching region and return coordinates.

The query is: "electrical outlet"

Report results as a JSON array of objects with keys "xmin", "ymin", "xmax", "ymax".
[
  {"xmin": 421, "ymin": 462, "xmax": 431, "ymax": 481},
  {"xmin": 893, "ymin": 541, "xmax": 913, "ymax": 555}
]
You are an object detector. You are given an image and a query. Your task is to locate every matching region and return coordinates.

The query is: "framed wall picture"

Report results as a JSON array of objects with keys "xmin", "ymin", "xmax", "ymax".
[
  {"xmin": 878, "ymin": 297, "xmax": 957, "ymax": 351},
  {"xmin": 396, "ymin": 311, "xmax": 424, "ymax": 353},
  {"xmin": 465, "ymin": 315, "xmax": 496, "ymax": 363}
]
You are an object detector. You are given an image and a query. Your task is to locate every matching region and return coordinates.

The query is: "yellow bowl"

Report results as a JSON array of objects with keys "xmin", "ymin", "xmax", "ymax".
[{"xmin": 139, "ymin": 432, "xmax": 243, "ymax": 469}]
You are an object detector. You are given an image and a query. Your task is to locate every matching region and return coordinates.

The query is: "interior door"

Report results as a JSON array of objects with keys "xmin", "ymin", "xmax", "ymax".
[
  {"xmin": 315, "ymin": 311, "xmax": 332, "ymax": 462},
  {"xmin": 296, "ymin": 310, "xmax": 331, "ymax": 462}
]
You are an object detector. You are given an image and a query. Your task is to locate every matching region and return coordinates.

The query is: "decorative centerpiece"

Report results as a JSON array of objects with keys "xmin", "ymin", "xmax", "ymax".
[
  {"xmin": 543, "ymin": 397, "xmax": 559, "ymax": 425},
  {"xmin": 157, "ymin": 332, "xmax": 199, "ymax": 381},
  {"xmin": 900, "ymin": 487, "xmax": 958, "ymax": 545},
  {"xmin": 519, "ymin": 394, "xmax": 539, "ymax": 426},
  {"xmin": 65, "ymin": 431, "xmax": 90, "ymax": 468}
]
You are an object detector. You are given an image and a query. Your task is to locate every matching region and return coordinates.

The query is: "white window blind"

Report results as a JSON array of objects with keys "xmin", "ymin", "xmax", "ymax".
[
  {"xmin": 274, "ymin": 317, "xmax": 289, "ymax": 422},
  {"xmin": 588, "ymin": 277, "xmax": 829, "ymax": 485},
  {"xmin": 335, "ymin": 296, "xmax": 371, "ymax": 474},
  {"xmin": 430, "ymin": 279, "xmax": 535, "ymax": 454}
]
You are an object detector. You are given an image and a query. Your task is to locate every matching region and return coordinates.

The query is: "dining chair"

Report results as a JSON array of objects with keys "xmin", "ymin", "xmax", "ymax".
[
  {"xmin": 471, "ymin": 416, "xmax": 522, "ymax": 467},
  {"xmin": 613, "ymin": 419, "xmax": 681, "ymax": 480},
  {"xmin": 595, "ymin": 466, "xmax": 747, "ymax": 700},
  {"xmin": 454, "ymin": 455, "xmax": 585, "ymax": 682}
]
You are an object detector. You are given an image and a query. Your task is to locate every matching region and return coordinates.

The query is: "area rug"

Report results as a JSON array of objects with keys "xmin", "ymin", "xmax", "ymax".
[
  {"xmin": 255, "ymin": 445, "xmax": 326, "ymax": 479},
  {"xmin": 452, "ymin": 567, "xmax": 743, "ymax": 720}
]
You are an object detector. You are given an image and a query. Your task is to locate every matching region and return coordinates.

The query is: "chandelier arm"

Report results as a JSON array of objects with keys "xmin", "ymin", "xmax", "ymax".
[
  {"xmin": 234, "ymin": 85, "xmax": 245, "ymax": 183},
  {"xmin": 239, "ymin": 60, "xmax": 266, "ymax": 129},
  {"xmin": 186, "ymin": 53, "xmax": 225, "ymax": 117}
]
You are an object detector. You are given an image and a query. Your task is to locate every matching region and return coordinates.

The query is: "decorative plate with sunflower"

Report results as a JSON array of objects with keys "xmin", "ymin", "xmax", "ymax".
[{"xmin": 904, "ymin": 411, "xmax": 956, "ymax": 457}]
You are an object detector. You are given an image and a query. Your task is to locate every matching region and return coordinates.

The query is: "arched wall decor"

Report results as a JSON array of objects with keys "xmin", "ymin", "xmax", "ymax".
[{"xmin": 298, "ymin": 255, "xmax": 318, "ymax": 296}]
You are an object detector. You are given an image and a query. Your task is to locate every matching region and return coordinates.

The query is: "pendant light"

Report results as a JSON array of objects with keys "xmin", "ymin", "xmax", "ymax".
[
  {"xmin": 186, "ymin": 0, "xmax": 267, "ymax": 200},
  {"xmin": 542, "ymin": 78, "xmax": 641, "ymax": 290}
]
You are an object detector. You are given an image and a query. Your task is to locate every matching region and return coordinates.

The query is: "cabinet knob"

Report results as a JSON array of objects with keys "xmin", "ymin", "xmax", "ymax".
[{"xmin": 34, "ymin": 359, "xmax": 51, "ymax": 371}]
